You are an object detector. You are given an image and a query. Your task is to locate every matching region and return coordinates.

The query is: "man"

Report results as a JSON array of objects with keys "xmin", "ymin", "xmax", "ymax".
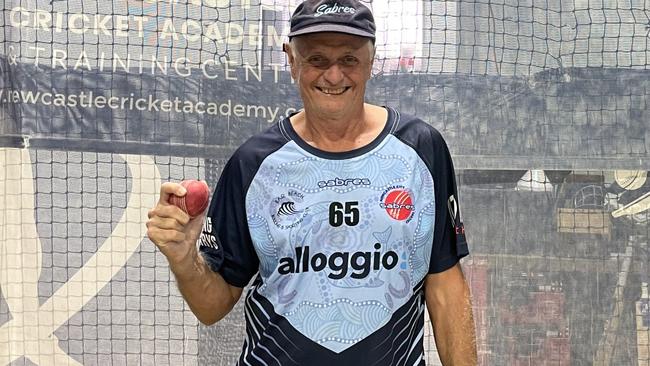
[{"xmin": 146, "ymin": 0, "xmax": 477, "ymax": 364}]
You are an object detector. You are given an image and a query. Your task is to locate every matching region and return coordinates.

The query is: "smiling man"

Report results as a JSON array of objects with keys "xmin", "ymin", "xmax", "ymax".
[{"xmin": 146, "ymin": 0, "xmax": 477, "ymax": 365}]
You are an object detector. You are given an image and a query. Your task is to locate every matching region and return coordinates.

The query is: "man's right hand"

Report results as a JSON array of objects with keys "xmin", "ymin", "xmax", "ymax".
[
  {"xmin": 146, "ymin": 182, "xmax": 241, "ymax": 325},
  {"xmin": 146, "ymin": 182, "xmax": 205, "ymax": 269}
]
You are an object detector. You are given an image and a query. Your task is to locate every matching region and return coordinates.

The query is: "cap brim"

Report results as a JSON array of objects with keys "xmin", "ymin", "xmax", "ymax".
[{"xmin": 288, "ymin": 24, "xmax": 375, "ymax": 39}]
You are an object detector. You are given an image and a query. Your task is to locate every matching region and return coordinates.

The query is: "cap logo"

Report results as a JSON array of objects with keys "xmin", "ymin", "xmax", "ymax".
[{"xmin": 315, "ymin": 3, "xmax": 357, "ymax": 17}]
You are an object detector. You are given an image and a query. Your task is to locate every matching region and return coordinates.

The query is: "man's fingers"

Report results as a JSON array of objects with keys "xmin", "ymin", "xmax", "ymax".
[
  {"xmin": 146, "ymin": 215, "xmax": 186, "ymax": 232},
  {"xmin": 149, "ymin": 204, "xmax": 190, "ymax": 225},
  {"xmin": 159, "ymin": 182, "xmax": 187, "ymax": 204},
  {"xmin": 146, "ymin": 226, "xmax": 187, "ymax": 246}
]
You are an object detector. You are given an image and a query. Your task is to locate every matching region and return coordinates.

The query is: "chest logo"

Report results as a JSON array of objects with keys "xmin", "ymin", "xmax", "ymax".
[
  {"xmin": 277, "ymin": 243, "xmax": 398, "ymax": 279},
  {"xmin": 270, "ymin": 189, "xmax": 308, "ymax": 229},
  {"xmin": 317, "ymin": 177, "xmax": 371, "ymax": 189},
  {"xmin": 380, "ymin": 186, "xmax": 415, "ymax": 222}
]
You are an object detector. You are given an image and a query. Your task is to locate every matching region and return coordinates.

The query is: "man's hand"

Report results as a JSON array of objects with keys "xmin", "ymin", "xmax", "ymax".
[
  {"xmin": 145, "ymin": 182, "xmax": 242, "ymax": 325},
  {"xmin": 146, "ymin": 182, "xmax": 204, "ymax": 269}
]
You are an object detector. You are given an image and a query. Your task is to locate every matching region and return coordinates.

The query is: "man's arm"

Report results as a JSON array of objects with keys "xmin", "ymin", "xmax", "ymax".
[
  {"xmin": 424, "ymin": 262, "xmax": 477, "ymax": 365},
  {"xmin": 167, "ymin": 241, "xmax": 243, "ymax": 325},
  {"xmin": 147, "ymin": 182, "xmax": 243, "ymax": 325}
]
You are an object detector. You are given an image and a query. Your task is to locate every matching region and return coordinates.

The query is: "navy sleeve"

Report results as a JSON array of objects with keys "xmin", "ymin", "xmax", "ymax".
[
  {"xmin": 427, "ymin": 128, "xmax": 469, "ymax": 273},
  {"xmin": 198, "ymin": 156, "xmax": 259, "ymax": 288},
  {"xmin": 393, "ymin": 115, "xmax": 470, "ymax": 273}
]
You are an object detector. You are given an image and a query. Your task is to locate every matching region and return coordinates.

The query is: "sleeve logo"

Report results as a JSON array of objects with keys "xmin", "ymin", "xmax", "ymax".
[
  {"xmin": 198, "ymin": 217, "xmax": 219, "ymax": 249},
  {"xmin": 448, "ymin": 195, "xmax": 466, "ymax": 235}
]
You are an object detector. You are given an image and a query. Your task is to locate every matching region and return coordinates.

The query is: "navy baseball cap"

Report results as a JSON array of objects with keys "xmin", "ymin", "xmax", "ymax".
[{"xmin": 288, "ymin": 0, "xmax": 376, "ymax": 40}]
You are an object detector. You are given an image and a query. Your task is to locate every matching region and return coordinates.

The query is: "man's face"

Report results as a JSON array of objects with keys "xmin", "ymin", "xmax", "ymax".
[{"xmin": 286, "ymin": 32, "xmax": 375, "ymax": 119}]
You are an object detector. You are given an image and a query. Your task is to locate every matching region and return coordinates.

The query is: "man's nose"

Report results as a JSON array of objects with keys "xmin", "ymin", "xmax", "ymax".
[{"xmin": 322, "ymin": 62, "xmax": 345, "ymax": 85}]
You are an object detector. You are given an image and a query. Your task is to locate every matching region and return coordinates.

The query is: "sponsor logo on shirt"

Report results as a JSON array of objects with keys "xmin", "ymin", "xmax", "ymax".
[
  {"xmin": 448, "ymin": 194, "xmax": 467, "ymax": 240},
  {"xmin": 270, "ymin": 189, "xmax": 309, "ymax": 229},
  {"xmin": 317, "ymin": 177, "xmax": 371, "ymax": 189},
  {"xmin": 277, "ymin": 243, "xmax": 398, "ymax": 279},
  {"xmin": 379, "ymin": 186, "xmax": 415, "ymax": 222}
]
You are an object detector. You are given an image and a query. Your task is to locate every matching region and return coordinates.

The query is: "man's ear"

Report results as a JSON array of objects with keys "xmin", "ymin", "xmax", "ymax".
[
  {"xmin": 284, "ymin": 43, "xmax": 298, "ymax": 80},
  {"xmin": 368, "ymin": 43, "xmax": 376, "ymax": 79}
]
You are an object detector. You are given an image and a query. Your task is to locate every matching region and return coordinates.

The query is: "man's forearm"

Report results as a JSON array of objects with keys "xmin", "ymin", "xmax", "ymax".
[
  {"xmin": 430, "ymin": 292, "xmax": 477, "ymax": 365},
  {"xmin": 425, "ymin": 265, "xmax": 478, "ymax": 365},
  {"xmin": 170, "ymin": 247, "xmax": 242, "ymax": 325}
]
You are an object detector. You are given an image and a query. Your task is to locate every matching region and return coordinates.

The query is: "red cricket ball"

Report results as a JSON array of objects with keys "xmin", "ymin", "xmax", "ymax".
[{"xmin": 169, "ymin": 180, "xmax": 210, "ymax": 218}]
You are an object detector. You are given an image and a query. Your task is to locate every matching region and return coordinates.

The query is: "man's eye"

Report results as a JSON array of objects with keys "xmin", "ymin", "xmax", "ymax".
[
  {"xmin": 340, "ymin": 56, "xmax": 359, "ymax": 66},
  {"xmin": 307, "ymin": 57, "xmax": 329, "ymax": 67}
]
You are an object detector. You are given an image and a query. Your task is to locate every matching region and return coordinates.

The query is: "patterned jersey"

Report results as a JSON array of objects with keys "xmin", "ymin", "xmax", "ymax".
[{"xmin": 199, "ymin": 107, "xmax": 469, "ymax": 366}]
